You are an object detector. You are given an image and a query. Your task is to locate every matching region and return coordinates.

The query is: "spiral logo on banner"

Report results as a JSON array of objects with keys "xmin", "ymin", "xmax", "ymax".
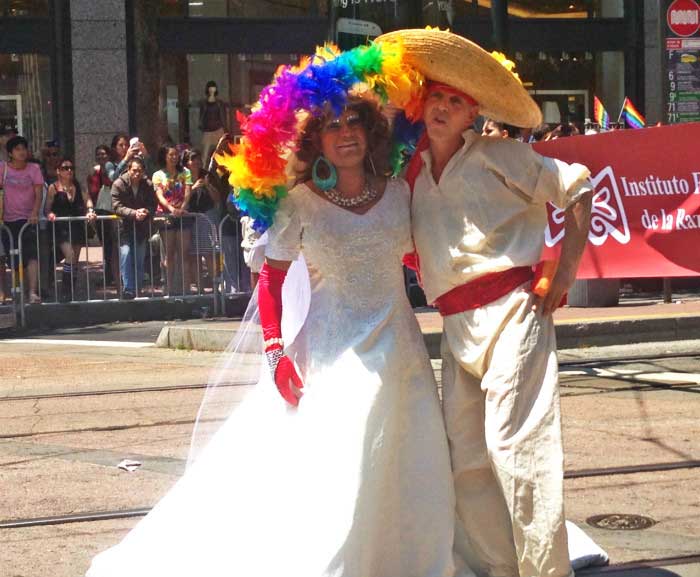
[
  {"xmin": 535, "ymin": 123, "xmax": 700, "ymax": 279},
  {"xmin": 667, "ymin": 0, "xmax": 700, "ymax": 37},
  {"xmin": 545, "ymin": 166, "xmax": 631, "ymax": 248}
]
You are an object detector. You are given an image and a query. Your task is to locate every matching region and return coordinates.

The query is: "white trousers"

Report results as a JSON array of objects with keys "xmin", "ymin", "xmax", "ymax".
[{"xmin": 441, "ymin": 286, "xmax": 572, "ymax": 577}]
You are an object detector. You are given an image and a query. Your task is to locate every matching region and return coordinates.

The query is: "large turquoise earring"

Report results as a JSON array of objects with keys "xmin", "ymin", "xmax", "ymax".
[{"xmin": 312, "ymin": 156, "xmax": 337, "ymax": 191}]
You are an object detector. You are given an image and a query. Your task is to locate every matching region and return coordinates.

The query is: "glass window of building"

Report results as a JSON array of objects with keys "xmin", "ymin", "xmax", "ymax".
[
  {"xmin": 421, "ymin": 1, "xmax": 489, "ymax": 28},
  {"xmin": 331, "ymin": 1, "xmax": 418, "ymax": 49},
  {"xmin": 0, "ymin": 0, "xmax": 49, "ymax": 16},
  {"xmin": 159, "ymin": 0, "xmax": 327, "ymax": 18},
  {"xmin": 160, "ymin": 52, "xmax": 302, "ymax": 148},
  {"xmin": 159, "ymin": 0, "xmax": 185, "ymax": 17},
  {"xmin": 513, "ymin": 50, "xmax": 624, "ymax": 128},
  {"xmin": 430, "ymin": 1, "xmax": 623, "ymax": 19},
  {"xmin": 0, "ymin": 53, "xmax": 53, "ymax": 157},
  {"xmin": 506, "ymin": 0, "xmax": 623, "ymax": 19}
]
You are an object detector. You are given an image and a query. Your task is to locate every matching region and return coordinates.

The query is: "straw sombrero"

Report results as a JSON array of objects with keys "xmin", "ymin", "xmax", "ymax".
[{"xmin": 376, "ymin": 28, "xmax": 542, "ymax": 128}]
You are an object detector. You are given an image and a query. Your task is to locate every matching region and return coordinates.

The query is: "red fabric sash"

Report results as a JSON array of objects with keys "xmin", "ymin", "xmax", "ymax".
[{"xmin": 434, "ymin": 266, "xmax": 534, "ymax": 317}]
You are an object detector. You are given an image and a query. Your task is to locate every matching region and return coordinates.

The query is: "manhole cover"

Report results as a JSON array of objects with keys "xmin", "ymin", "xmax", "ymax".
[{"xmin": 586, "ymin": 514, "xmax": 656, "ymax": 531}]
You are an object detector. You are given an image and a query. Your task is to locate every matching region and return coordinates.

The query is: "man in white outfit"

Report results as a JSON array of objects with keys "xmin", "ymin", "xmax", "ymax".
[{"xmin": 377, "ymin": 29, "xmax": 593, "ymax": 577}]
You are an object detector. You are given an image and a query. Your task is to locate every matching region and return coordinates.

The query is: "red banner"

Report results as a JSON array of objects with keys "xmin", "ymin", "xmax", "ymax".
[{"xmin": 532, "ymin": 122, "xmax": 700, "ymax": 278}]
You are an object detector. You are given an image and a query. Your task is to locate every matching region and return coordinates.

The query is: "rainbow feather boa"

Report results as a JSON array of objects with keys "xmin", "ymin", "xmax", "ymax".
[{"xmin": 215, "ymin": 40, "xmax": 425, "ymax": 232}]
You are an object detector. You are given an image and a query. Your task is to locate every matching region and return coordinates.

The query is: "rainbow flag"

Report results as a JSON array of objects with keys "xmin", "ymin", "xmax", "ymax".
[
  {"xmin": 593, "ymin": 96, "xmax": 609, "ymax": 130},
  {"xmin": 622, "ymin": 97, "xmax": 645, "ymax": 129}
]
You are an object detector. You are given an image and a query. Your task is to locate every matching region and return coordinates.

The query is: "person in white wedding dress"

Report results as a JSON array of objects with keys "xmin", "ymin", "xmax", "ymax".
[{"xmin": 86, "ymin": 96, "xmax": 461, "ymax": 577}]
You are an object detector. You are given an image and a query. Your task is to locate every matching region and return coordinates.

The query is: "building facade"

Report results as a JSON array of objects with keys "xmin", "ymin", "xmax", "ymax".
[{"xmin": 0, "ymin": 1, "xmax": 693, "ymax": 183}]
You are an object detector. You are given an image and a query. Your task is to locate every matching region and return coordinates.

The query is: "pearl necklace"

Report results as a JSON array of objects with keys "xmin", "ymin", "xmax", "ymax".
[{"xmin": 322, "ymin": 182, "xmax": 378, "ymax": 208}]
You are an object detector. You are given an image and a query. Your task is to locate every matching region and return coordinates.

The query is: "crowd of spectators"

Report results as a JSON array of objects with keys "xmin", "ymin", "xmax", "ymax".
[
  {"xmin": 480, "ymin": 118, "xmax": 588, "ymax": 143},
  {"xmin": 0, "ymin": 129, "xmax": 246, "ymax": 304},
  {"xmin": 0, "ymin": 113, "xmax": 638, "ymax": 307}
]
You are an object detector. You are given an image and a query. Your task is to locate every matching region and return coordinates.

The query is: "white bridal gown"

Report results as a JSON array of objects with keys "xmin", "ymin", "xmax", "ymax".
[{"xmin": 86, "ymin": 179, "xmax": 458, "ymax": 577}]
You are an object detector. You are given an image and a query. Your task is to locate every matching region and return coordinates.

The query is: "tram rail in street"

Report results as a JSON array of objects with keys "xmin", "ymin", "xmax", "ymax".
[
  {"xmin": 0, "ymin": 381, "xmax": 255, "ymax": 403},
  {"xmin": 2, "ymin": 509, "xmax": 699, "ymax": 576},
  {"xmin": 577, "ymin": 553, "xmax": 700, "ymax": 573},
  {"xmin": 1, "ymin": 352, "xmax": 698, "ymax": 403},
  {"xmin": 564, "ymin": 459, "xmax": 700, "ymax": 479},
  {"xmin": 559, "ymin": 351, "xmax": 700, "ymax": 367},
  {"xmin": 0, "ymin": 508, "xmax": 151, "ymax": 529},
  {"xmin": 0, "ymin": 416, "xmax": 219, "ymax": 440}
]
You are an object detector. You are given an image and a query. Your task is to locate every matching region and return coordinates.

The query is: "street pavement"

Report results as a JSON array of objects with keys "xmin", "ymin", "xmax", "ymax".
[{"xmin": 1, "ymin": 325, "xmax": 700, "ymax": 576}]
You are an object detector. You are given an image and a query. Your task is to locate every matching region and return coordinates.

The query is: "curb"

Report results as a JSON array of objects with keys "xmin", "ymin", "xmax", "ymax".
[
  {"xmin": 5, "ymin": 295, "xmax": 250, "ymax": 331},
  {"xmin": 554, "ymin": 314, "xmax": 700, "ymax": 350},
  {"xmin": 156, "ymin": 313, "xmax": 700, "ymax": 356},
  {"xmin": 156, "ymin": 325, "xmax": 237, "ymax": 351}
]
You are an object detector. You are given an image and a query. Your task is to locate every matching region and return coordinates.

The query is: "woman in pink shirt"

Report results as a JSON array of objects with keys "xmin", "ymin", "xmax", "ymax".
[{"xmin": 0, "ymin": 136, "xmax": 44, "ymax": 303}]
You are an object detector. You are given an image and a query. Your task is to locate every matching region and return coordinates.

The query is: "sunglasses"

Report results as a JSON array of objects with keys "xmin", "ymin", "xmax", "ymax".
[
  {"xmin": 46, "ymin": 151, "xmax": 59, "ymax": 157},
  {"xmin": 323, "ymin": 114, "xmax": 363, "ymax": 132},
  {"xmin": 59, "ymin": 165, "xmax": 74, "ymax": 171}
]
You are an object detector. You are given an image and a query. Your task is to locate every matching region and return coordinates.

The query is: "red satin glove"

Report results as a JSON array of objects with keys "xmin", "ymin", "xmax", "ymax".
[{"xmin": 258, "ymin": 263, "xmax": 304, "ymax": 406}]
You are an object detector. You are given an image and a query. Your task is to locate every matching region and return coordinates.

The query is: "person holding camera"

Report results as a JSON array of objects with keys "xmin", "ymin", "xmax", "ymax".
[{"xmin": 106, "ymin": 134, "xmax": 154, "ymax": 182}]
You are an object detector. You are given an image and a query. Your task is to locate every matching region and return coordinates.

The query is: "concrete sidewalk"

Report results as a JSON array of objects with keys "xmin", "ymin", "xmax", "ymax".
[{"xmin": 156, "ymin": 295, "xmax": 700, "ymax": 356}]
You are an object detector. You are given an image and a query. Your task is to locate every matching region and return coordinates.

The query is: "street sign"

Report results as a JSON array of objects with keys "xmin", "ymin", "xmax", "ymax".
[
  {"xmin": 665, "ymin": 0, "xmax": 700, "ymax": 123},
  {"xmin": 667, "ymin": 0, "xmax": 700, "ymax": 37}
]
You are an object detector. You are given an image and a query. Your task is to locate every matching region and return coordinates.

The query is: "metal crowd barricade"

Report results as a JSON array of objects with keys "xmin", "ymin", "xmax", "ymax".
[
  {"xmin": 16, "ymin": 219, "xmax": 40, "ymax": 327},
  {"xmin": 0, "ymin": 223, "xmax": 18, "ymax": 328},
  {"xmin": 95, "ymin": 214, "xmax": 122, "ymax": 299},
  {"xmin": 14, "ymin": 213, "xmax": 220, "ymax": 327},
  {"xmin": 118, "ymin": 213, "xmax": 155, "ymax": 300},
  {"xmin": 218, "ymin": 213, "xmax": 244, "ymax": 313},
  {"xmin": 189, "ymin": 211, "xmax": 221, "ymax": 303},
  {"xmin": 17, "ymin": 215, "xmax": 121, "ymax": 310},
  {"xmin": 52, "ymin": 215, "xmax": 120, "ymax": 304},
  {"xmin": 150, "ymin": 213, "xmax": 219, "ymax": 306}
]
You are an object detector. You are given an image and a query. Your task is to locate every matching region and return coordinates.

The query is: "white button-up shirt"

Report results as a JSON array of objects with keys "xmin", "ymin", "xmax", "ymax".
[{"xmin": 412, "ymin": 130, "xmax": 592, "ymax": 303}]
